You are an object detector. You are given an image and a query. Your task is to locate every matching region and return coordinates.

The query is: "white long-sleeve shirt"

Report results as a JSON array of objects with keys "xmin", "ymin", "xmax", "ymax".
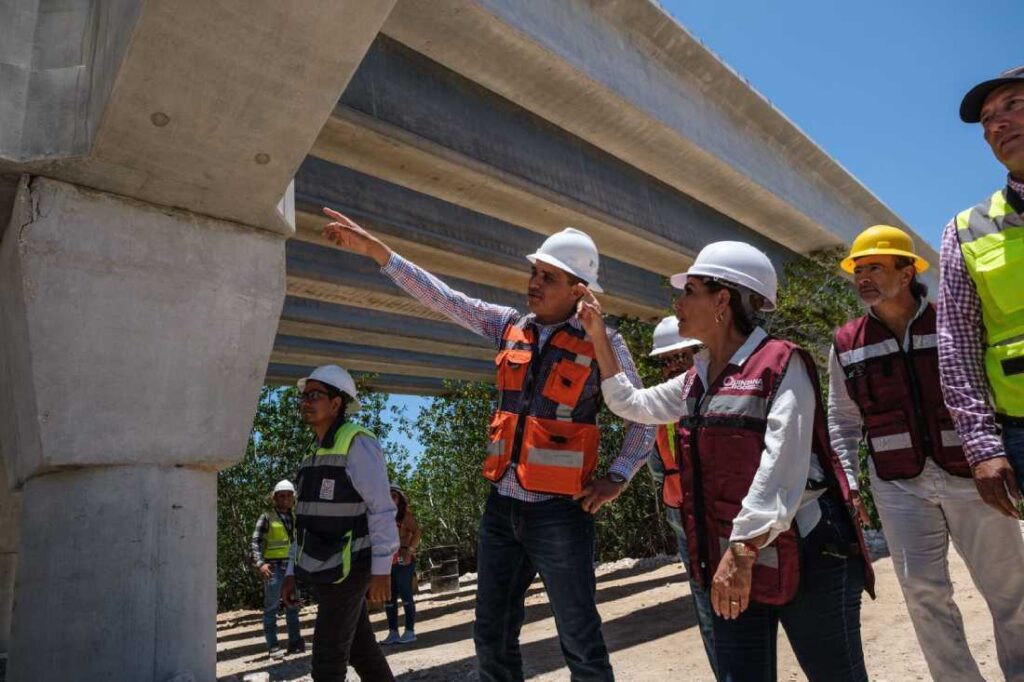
[
  {"xmin": 601, "ymin": 327, "xmax": 826, "ymax": 546},
  {"xmin": 287, "ymin": 434, "xmax": 400, "ymax": 577}
]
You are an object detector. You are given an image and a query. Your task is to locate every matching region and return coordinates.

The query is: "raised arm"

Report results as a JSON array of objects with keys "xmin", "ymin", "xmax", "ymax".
[
  {"xmin": 575, "ymin": 285, "xmax": 690, "ymax": 424},
  {"xmin": 323, "ymin": 207, "xmax": 518, "ymax": 346}
]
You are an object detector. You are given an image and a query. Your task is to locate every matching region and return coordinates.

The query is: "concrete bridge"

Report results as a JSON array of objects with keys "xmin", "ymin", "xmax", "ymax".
[{"xmin": 0, "ymin": 1, "xmax": 930, "ymax": 679}]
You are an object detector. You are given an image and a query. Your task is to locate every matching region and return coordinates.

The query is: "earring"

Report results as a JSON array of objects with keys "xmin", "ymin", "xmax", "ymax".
[{"xmin": 715, "ymin": 311, "xmax": 724, "ymax": 325}]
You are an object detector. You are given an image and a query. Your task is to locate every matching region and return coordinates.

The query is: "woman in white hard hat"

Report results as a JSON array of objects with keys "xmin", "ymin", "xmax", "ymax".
[
  {"xmin": 281, "ymin": 364, "xmax": 399, "ymax": 682},
  {"xmin": 576, "ymin": 242, "xmax": 874, "ymax": 681}
]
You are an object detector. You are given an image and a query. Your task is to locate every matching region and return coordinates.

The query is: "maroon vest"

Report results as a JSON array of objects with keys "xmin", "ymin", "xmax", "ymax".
[
  {"xmin": 833, "ymin": 304, "xmax": 969, "ymax": 481},
  {"xmin": 677, "ymin": 336, "xmax": 874, "ymax": 606}
]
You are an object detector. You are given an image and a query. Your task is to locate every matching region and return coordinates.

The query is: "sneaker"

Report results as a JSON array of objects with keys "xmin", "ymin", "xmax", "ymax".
[
  {"xmin": 398, "ymin": 630, "xmax": 417, "ymax": 644},
  {"xmin": 268, "ymin": 645, "xmax": 285, "ymax": 659},
  {"xmin": 286, "ymin": 638, "xmax": 305, "ymax": 654},
  {"xmin": 380, "ymin": 630, "xmax": 401, "ymax": 645}
]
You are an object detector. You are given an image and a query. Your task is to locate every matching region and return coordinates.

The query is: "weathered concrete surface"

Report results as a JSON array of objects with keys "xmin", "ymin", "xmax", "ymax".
[
  {"xmin": 278, "ymin": 297, "xmax": 493, "ymax": 362},
  {"xmin": 379, "ymin": 0, "xmax": 936, "ymax": 264},
  {"xmin": 266, "ymin": 363, "xmax": 448, "ymax": 395},
  {"xmin": 9, "ymin": 465, "xmax": 216, "ymax": 681},
  {"xmin": 0, "ymin": 178, "xmax": 286, "ymax": 679},
  {"xmin": 0, "ymin": 178, "xmax": 286, "ymax": 486},
  {"xmin": 1, "ymin": 0, "xmax": 397, "ymax": 233},
  {"xmin": 0, "ymin": 466, "xmax": 21, "ymax": 657},
  {"xmin": 315, "ymin": 36, "xmax": 796, "ymax": 276},
  {"xmin": 295, "ymin": 158, "xmax": 671, "ymax": 320}
]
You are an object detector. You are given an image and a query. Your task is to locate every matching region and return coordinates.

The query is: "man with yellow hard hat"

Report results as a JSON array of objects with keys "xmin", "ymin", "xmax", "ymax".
[
  {"xmin": 828, "ymin": 225, "xmax": 1024, "ymax": 681},
  {"xmin": 939, "ymin": 66, "xmax": 1024, "ymax": 522}
]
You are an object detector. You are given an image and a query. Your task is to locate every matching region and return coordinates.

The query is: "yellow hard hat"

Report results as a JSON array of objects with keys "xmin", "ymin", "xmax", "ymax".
[{"xmin": 840, "ymin": 225, "xmax": 930, "ymax": 274}]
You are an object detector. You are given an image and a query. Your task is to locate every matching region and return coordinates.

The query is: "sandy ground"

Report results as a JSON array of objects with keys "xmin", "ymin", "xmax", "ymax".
[{"xmin": 217, "ymin": 527, "xmax": 1017, "ymax": 681}]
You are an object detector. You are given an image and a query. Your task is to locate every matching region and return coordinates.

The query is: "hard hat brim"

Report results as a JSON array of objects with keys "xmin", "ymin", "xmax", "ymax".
[
  {"xmin": 960, "ymin": 76, "xmax": 1024, "ymax": 123},
  {"xmin": 649, "ymin": 338, "xmax": 703, "ymax": 356},
  {"xmin": 297, "ymin": 377, "xmax": 362, "ymax": 413},
  {"xmin": 669, "ymin": 269, "xmax": 777, "ymax": 311},
  {"xmin": 840, "ymin": 249, "xmax": 931, "ymax": 275},
  {"xmin": 526, "ymin": 253, "xmax": 603, "ymax": 293}
]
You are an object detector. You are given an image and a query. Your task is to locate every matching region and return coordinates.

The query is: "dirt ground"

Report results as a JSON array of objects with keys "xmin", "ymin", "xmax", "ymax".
[{"xmin": 217, "ymin": 527, "xmax": 1018, "ymax": 681}]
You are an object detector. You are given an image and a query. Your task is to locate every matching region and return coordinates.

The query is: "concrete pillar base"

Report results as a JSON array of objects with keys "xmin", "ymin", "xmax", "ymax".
[{"xmin": 9, "ymin": 466, "xmax": 215, "ymax": 682}]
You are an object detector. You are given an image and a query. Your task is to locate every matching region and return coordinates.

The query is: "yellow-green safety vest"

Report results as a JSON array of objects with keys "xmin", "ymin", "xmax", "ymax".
[
  {"xmin": 955, "ymin": 187, "xmax": 1024, "ymax": 416},
  {"xmin": 263, "ymin": 511, "xmax": 293, "ymax": 560}
]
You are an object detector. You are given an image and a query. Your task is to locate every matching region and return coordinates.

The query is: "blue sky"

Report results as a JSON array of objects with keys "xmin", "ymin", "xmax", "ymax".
[
  {"xmin": 386, "ymin": 1, "xmax": 1024, "ymax": 454},
  {"xmin": 661, "ymin": 0, "xmax": 1023, "ymax": 249}
]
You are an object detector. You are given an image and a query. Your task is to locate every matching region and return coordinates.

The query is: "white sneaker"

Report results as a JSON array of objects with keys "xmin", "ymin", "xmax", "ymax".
[
  {"xmin": 380, "ymin": 630, "xmax": 401, "ymax": 645},
  {"xmin": 398, "ymin": 630, "xmax": 416, "ymax": 644}
]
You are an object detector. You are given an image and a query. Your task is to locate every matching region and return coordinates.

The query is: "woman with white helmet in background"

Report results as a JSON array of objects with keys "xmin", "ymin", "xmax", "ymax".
[{"xmin": 576, "ymin": 241, "xmax": 874, "ymax": 681}]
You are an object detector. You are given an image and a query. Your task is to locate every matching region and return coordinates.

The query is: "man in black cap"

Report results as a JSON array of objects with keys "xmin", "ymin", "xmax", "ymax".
[{"xmin": 935, "ymin": 66, "xmax": 1024, "ymax": 681}]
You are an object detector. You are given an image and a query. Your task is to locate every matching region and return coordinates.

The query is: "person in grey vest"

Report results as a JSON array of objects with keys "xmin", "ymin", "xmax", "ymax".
[{"xmin": 281, "ymin": 364, "xmax": 399, "ymax": 682}]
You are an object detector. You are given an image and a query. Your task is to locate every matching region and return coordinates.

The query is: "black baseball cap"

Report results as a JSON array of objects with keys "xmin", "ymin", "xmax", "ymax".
[{"xmin": 960, "ymin": 66, "xmax": 1024, "ymax": 123}]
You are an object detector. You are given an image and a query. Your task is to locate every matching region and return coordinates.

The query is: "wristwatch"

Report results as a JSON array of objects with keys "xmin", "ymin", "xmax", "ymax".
[
  {"xmin": 608, "ymin": 472, "xmax": 627, "ymax": 485},
  {"xmin": 729, "ymin": 540, "xmax": 760, "ymax": 561}
]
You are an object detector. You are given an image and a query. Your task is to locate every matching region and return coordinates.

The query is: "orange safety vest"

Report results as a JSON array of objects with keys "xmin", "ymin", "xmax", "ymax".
[
  {"xmin": 484, "ymin": 318, "xmax": 602, "ymax": 496},
  {"xmin": 655, "ymin": 424, "xmax": 683, "ymax": 508}
]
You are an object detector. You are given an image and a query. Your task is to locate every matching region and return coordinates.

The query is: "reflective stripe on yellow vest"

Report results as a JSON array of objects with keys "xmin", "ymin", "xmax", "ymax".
[
  {"xmin": 955, "ymin": 188, "xmax": 1024, "ymax": 416},
  {"xmin": 263, "ymin": 512, "xmax": 293, "ymax": 560}
]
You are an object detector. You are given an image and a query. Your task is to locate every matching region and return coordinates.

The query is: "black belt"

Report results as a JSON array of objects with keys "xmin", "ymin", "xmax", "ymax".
[
  {"xmin": 997, "ymin": 414, "xmax": 1024, "ymax": 428},
  {"xmin": 805, "ymin": 478, "xmax": 829, "ymax": 491}
]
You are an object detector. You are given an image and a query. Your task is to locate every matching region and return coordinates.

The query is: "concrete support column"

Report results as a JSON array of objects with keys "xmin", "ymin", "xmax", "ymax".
[
  {"xmin": 0, "ymin": 177, "xmax": 286, "ymax": 681},
  {"xmin": 0, "ymin": 467, "xmax": 21, "ymax": 662}
]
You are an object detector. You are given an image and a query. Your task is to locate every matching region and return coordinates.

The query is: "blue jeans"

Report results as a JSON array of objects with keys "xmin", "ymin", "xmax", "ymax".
[
  {"xmin": 1004, "ymin": 425, "xmax": 1024, "ymax": 494},
  {"xmin": 474, "ymin": 490, "xmax": 612, "ymax": 682},
  {"xmin": 666, "ymin": 507, "xmax": 717, "ymax": 676},
  {"xmin": 711, "ymin": 496, "xmax": 867, "ymax": 682},
  {"xmin": 385, "ymin": 560, "xmax": 416, "ymax": 631},
  {"xmin": 262, "ymin": 560, "xmax": 301, "ymax": 649}
]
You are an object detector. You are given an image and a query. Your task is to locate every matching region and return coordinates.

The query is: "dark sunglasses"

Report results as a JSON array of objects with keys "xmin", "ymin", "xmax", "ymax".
[{"xmin": 300, "ymin": 389, "xmax": 330, "ymax": 402}]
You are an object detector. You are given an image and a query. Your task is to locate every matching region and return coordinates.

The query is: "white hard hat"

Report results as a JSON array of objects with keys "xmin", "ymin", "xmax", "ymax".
[
  {"xmin": 669, "ymin": 241, "xmax": 777, "ymax": 311},
  {"xmin": 650, "ymin": 316, "xmax": 702, "ymax": 356},
  {"xmin": 526, "ymin": 227, "xmax": 603, "ymax": 293},
  {"xmin": 273, "ymin": 480, "xmax": 295, "ymax": 495},
  {"xmin": 297, "ymin": 364, "xmax": 362, "ymax": 413}
]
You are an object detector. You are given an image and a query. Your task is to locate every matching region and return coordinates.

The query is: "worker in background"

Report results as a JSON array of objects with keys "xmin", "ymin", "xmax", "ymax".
[
  {"xmin": 579, "ymin": 241, "xmax": 873, "ymax": 681},
  {"xmin": 251, "ymin": 479, "xmax": 304, "ymax": 658},
  {"xmin": 829, "ymin": 225, "xmax": 1024, "ymax": 681},
  {"xmin": 645, "ymin": 316, "xmax": 716, "ymax": 675},
  {"xmin": 321, "ymin": 207, "xmax": 654, "ymax": 682},
  {"xmin": 380, "ymin": 486, "xmax": 421, "ymax": 646},
  {"xmin": 281, "ymin": 364, "xmax": 399, "ymax": 682},
  {"xmin": 939, "ymin": 66, "xmax": 1024, "ymax": 523}
]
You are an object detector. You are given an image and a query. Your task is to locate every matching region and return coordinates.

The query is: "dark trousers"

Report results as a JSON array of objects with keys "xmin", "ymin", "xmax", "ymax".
[
  {"xmin": 711, "ymin": 496, "xmax": 868, "ymax": 682},
  {"xmin": 474, "ymin": 490, "xmax": 612, "ymax": 682},
  {"xmin": 385, "ymin": 560, "xmax": 416, "ymax": 631},
  {"xmin": 1004, "ymin": 425, "xmax": 1024, "ymax": 494},
  {"xmin": 309, "ymin": 567, "xmax": 395, "ymax": 682}
]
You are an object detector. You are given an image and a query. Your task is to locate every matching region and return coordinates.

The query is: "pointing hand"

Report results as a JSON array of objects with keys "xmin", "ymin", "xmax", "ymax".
[{"xmin": 322, "ymin": 207, "xmax": 392, "ymax": 266}]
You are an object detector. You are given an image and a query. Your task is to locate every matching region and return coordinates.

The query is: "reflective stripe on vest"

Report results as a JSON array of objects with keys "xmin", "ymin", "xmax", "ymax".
[
  {"xmin": 294, "ymin": 421, "xmax": 375, "ymax": 584},
  {"xmin": 833, "ymin": 305, "xmax": 970, "ymax": 480},
  {"xmin": 485, "ymin": 317, "xmax": 602, "ymax": 496},
  {"xmin": 264, "ymin": 513, "xmax": 293, "ymax": 560},
  {"xmin": 955, "ymin": 187, "xmax": 1024, "ymax": 417}
]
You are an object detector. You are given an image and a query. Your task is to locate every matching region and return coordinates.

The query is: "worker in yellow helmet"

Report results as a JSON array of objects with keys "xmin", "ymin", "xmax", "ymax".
[{"xmin": 829, "ymin": 224, "xmax": 1024, "ymax": 681}]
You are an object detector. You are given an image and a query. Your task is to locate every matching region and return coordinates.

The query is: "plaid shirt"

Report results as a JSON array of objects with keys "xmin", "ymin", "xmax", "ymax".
[
  {"xmin": 936, "ymin": 174, "xmax": 1024, "ymax": 465},
  {"xmin": 381, "ymin": 253, "xmax": 654, "ymax": 503}
]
